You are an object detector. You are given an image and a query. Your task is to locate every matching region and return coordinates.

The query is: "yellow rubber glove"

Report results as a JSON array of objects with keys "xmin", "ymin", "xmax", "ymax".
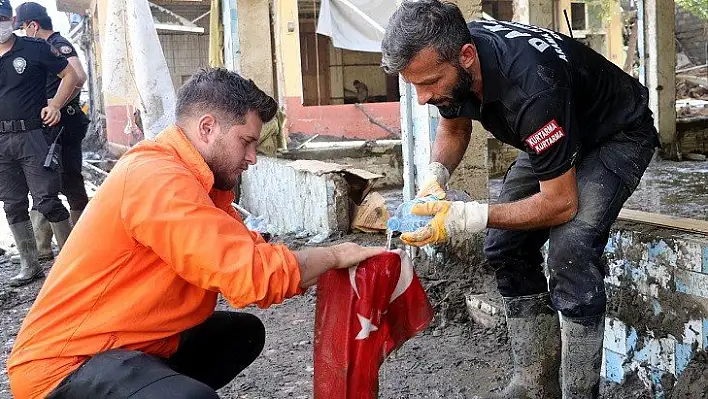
[
  {"xmin": 400, "ymin": 200, "xmax": 489, "ymax": 247},
  {"xmin": 417, "ymin": 162, "xmax": 450, "ymax": 199}
]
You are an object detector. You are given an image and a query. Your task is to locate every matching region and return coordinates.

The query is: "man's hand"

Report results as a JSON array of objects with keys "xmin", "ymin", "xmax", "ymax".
[
  {"xmin": 41, "ymin": 104, "xmax": 61, "ymax": 126},
  {"xmin": 417, "ymin": 162, "xmax": 450, "ymax": 199},
  {"xmin": 401, "ymin": 201, "xmax": 488, "ymax": 247},
  {"xmin": 297, "ymin": 243, "xmax": 385, "ymax": 288},
  {"xmin": 330, "ymin": 243, "xmax": 386, "ymax": 269}
]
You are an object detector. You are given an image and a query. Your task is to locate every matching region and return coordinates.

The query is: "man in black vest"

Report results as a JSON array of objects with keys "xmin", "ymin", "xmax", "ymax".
[
  {"xmin": 382, "ymin": 1, "xmax": 658, "ymax": 397},
  {"xmin": 0, "ymin": 0, "xmax": 78, "ymax": 286}
]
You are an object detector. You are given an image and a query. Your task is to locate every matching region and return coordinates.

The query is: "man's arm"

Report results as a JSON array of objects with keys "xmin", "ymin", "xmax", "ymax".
[
  {"xmin": 431, "ymin": 116, "xmax": 473, "ymax": 173},
  {"xmin": 50, "ymin": 64, "xmax": 80, "ymax": 109},
  {"xmin": 489, "ymin": 89, "xmax": 580, "ymax": 230},
  {"xmin": 122, "ymin": 163, "xmax": 381, "ymax": 309},
  {"xmin": 65, "ymin": 56, "xmax": 87, "ymax": 101},
  {"xmin": 487, "ymin": 167, "xmax": 578, "ymax": 230}
]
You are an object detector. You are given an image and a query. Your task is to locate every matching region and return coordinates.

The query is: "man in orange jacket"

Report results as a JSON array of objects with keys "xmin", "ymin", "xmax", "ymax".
[{"xmin": 8, "ymin": 68, "xmax": 383, "ymax": 399}]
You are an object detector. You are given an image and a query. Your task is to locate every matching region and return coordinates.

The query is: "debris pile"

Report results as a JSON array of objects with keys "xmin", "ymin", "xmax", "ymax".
[{"xmin": 676, "ymin": 65, "xmax": 708, "ymax": 118}]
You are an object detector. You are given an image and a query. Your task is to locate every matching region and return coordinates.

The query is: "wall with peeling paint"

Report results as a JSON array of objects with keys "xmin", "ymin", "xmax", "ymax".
[{"xmin": 598, "ymin": 223, "xmax": 707, "ymax": 396}]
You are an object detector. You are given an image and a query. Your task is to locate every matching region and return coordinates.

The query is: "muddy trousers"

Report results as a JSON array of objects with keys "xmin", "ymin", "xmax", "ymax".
[
  {"xmin": 0, "ymin": 129, "xmax": 69, "ymax": 224},
  {"xmin": 484, "ymin": 117, "xmax": 658, "ymax": 318},
  {"xmin": 47, "ymin": 312, "xmax": 265, "ymax": 399}
]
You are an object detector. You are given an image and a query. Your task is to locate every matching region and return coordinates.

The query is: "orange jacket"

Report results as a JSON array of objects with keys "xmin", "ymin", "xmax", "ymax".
[{"xmin": 8, "ymin": 125, "xmax": 303, "ymax": 399}]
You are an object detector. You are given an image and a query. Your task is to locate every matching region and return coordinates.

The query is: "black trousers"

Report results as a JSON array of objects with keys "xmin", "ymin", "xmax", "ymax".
[
  {"xmin": 59, "ymin": 106, "xmax": 89, "ymax": 211},
  {"xmin": 47, "ymin": 312, "xmax": 266, "ymax": 398},
  {"xmin": 484, "ymin": 114, "xmax": 659, "ymax": 318},
  {"xmin": 0, "ymin": 129, "xmax": 69, "ymax": 224},
  {"xmin": 29, "ymin": 105, "xmax": 90, "ymax": 213}
]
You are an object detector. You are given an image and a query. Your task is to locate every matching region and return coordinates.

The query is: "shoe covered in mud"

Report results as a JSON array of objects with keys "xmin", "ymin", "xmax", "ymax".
[
  {"xmin": 8, "ymin": 220, "xmax": 45, "ymax": 287},
  {"xmin": 31, "ymin": 210, "xmax": 55, "ymax": 260},
  {"xmin": 561, "ymin": 314, "xmax": 604, "ymax": 399},
  {"xmin": 50, "ymin": 218, "xmax": 73, "ymax": 250},
  {"xmin": 489, "ymin": 293, "xmax": 561, "ymax": 399}
]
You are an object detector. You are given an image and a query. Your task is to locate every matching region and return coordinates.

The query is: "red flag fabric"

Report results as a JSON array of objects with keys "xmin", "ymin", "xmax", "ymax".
[{"xmin": 313, "ymin": 249, "xmax": 434, "ymax": 398}]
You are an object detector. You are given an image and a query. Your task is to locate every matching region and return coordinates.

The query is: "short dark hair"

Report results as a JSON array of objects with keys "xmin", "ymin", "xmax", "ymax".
[
  {"xmin": 176, "ymin": 68, "xmax": 278, "ymax": 126},
  {"xmin": 381, "ymin": 0, "xmax": 471, "ymax": 75},
  {"xmin": 28, "ymin": 16, "xmax": 52, "ymax": 30}
]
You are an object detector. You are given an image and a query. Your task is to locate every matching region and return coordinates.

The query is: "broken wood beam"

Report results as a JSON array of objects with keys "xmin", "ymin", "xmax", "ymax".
[{"xmin": 618, "ymin": 209, "xmax": 708, "ymax": 235}]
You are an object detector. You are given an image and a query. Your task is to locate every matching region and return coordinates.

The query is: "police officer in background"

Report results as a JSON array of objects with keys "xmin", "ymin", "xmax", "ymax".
[
  {"xmin": 0, "ymin": 0, "xmax": 79, "ymax": 286},
  {"xmin": 14, "ymin": 2, "xmax": 89, "ymax": 263}
]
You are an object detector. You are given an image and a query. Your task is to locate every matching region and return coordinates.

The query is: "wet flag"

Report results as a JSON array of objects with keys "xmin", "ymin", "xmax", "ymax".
[{"xmin": 313, "ymin": 249, "xmax": 434, "ymax": 398}]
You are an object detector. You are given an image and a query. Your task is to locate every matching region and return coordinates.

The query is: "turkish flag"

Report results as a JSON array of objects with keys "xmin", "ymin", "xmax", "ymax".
[{"xmin": 313, "ymin": 249, "xmax": 434, "ymax": 398}]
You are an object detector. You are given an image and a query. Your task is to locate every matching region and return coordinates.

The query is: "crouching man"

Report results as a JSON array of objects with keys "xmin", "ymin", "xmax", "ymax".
[{"xmin": 8, "ymin": 68, "xmax": 383, "ymax": 399}]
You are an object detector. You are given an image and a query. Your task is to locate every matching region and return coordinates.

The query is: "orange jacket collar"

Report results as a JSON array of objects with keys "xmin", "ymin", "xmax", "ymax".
[{"xmin": 155, "ymin": 125, "xmax": 215, "ymax": 192}]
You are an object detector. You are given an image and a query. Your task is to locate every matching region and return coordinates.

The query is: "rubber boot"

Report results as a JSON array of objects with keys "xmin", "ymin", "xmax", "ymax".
[
  {"xmin": 31, "ymin": 210, "xmax": 55, "ymax": 261},
  {"xmin": 10, "ymin": 211, "xmax": 54, "ymax": 264},
  {"xmin": 50, "ymin": 218, "xmax": 73, "ymax": 251},
  {"xmin": 8, "ymin": 220, "xmax": 44, "ymax": 287},
  {"xmin": 69, "ymin": 209, "xmax": 83, "ymax": 226},
  {"xmin": 561, "ymin": 314, "xmax": 605, "ymax": 399},
  {"xmin": 490, "ymin": 293, "xmax": 561, "ymax": 399}
]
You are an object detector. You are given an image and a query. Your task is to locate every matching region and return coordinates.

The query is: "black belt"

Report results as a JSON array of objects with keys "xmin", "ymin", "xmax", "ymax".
[{"xmin": 0, "ymin": 119, "xmax": 43, "ymax": 133}]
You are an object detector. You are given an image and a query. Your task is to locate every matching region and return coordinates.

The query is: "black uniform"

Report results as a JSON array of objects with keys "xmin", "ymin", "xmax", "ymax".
[
  {"xmin": 0, "ymin": 35, "xmax": 70, "ymax": 224},
  {"xmin": 438, "ymin": 21, "xmax": 659, "ymax": 318},
  {"xmin": 45, "ymin": 32, "xmax": 89, "ymax": 212}
]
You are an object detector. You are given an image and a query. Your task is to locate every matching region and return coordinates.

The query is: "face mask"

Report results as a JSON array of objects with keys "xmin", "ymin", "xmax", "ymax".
[{"xmin": 0, "ymin": 21, "xmax": 13, "ymax": 43}]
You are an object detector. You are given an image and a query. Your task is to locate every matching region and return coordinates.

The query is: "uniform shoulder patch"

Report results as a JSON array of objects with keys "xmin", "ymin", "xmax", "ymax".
[
  {"xmin": 60, "ymin": 45, "xmax": 73, "ymax": 55},
  {"xmin": 525, "ymin": 119, "xmax": 565, "ymax": 154}
]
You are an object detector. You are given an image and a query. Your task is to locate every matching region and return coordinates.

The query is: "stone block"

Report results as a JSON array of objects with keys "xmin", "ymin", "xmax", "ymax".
[
  {"xmin": 240, "ymin": 157, "xmax": 358, "ymax": 236},
  {"xmin": 604, "ymin": 349, "xmax": 627, "ymax": 384},
  {"xmin": 466, "ymin": 292, "xmax": 504, "ymax": 328},
  {"xmin": 682, "ymin": 320, "xmax": 703, "ymax": 348},
  {"xmin": 675, "ymin": 269, "xmax": 708, "ymax": 298}
]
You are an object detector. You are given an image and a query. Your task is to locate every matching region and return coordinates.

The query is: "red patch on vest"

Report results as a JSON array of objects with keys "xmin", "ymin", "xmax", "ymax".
[{"xmin": 525, "ymin": 120, "xmax": 565, "ymax": 154}]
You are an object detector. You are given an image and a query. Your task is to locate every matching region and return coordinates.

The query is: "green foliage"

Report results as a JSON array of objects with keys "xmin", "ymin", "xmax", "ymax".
[{"xmin": 676, "ymin": 0, "xmax": 708, "ymax": 21}]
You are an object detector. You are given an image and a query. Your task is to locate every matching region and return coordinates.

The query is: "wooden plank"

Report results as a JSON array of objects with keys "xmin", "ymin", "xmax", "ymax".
[{"xmin": 618, "ymin": 209, "xmax": 708, "ymax": 235}]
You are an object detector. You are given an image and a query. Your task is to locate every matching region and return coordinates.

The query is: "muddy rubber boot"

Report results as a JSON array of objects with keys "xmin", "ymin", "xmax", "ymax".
[
  {"xmin": 69, "ymin": 209, "xmax": 83, "ymax": 226},
  {"xmin": 8, "ymin": 220, "xmax": 44, "ymax": 287},
  {"xmin": 560, "ymin": 314, "xmax": 605, "ymax": 399},
  {"xmin": 490, "ymin": 293, "xmax": 561, "ymax": 399},
  {"xmin": 31, "ymin": 210, "xmax": 55, "ymax": 261},
  {"xmin": 50, "ymin": 218, "xmax": 73, "ymax": 251}
]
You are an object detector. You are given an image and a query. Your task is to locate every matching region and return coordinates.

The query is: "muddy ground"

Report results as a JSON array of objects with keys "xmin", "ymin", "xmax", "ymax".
[
  {"xmin": 1, "ymin": 229, "xmax": 672, "ymax": 399},
  {"xmin": 1, "ymin": 157, "xmax": 707, "ymax": 397}
]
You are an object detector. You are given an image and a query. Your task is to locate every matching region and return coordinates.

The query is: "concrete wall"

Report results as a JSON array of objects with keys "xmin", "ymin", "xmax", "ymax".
[
  {"xmin": 676, "ymin": 6, "xmax": 708, "ymax": 65},
  {"xmin": 283, "ymin": 98, "xmax": 400, "ymax": 139},
  {"xmin": 240, "ymin": 157, "xmax": 350, "ymax": 236},
  {"xmin": 237, "ymin": 0, "xmax": 275, "ymax": 97},
  {"xmin": 273, "ymin": 0, "xmax": 303, "ymax": 102},
  {"xmin": 599, "ymin": 222, "xmax": 708, "ymax": 395}
]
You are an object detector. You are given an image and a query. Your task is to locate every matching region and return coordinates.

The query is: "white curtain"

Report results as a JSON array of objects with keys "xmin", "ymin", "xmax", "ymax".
[{"xmin": 316, "ymin": 0, "xmax": 396, "ymax": 53}]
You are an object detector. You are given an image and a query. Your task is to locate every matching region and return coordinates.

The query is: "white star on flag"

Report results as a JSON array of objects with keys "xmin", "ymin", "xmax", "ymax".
[{"xmin": 355, "ymin": 313, "xmax": 379, "ymax": 340}]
